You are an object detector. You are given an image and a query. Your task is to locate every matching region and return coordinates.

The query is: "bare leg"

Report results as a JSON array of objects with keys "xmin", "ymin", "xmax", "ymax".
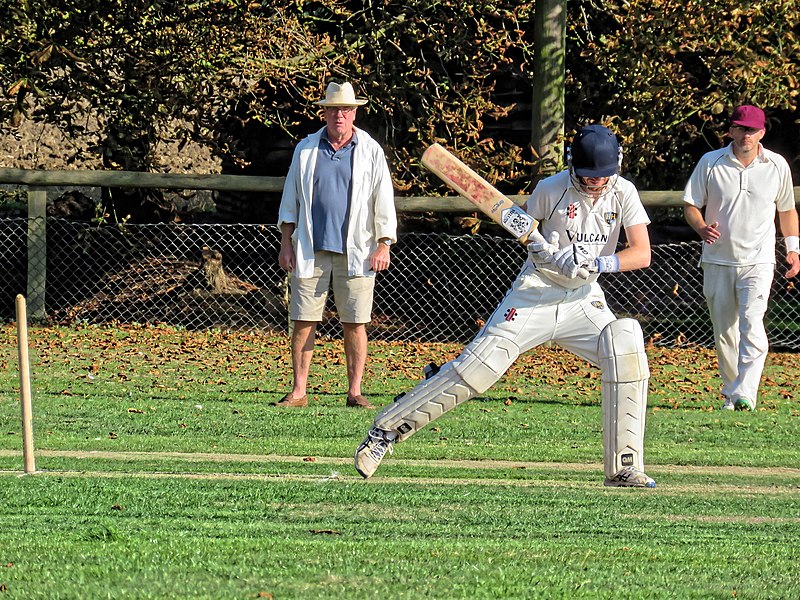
[
  {"xmin": 343, "ymin": 322, "xmax": 368, "ymax": 400},
  {"xmin": 290, "ymin": 320, "xmax": 317, "ymax": 399}
]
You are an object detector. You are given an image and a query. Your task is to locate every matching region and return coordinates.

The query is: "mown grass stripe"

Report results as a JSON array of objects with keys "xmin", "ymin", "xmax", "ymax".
[{"xmin": 3, "ymin": 448, "xmax": 800, "ymax": 477}]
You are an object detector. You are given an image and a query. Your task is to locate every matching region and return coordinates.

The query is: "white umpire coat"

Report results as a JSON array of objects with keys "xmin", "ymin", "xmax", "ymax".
[{"xmin": 278, "ymin": 126, "xmax": 397, "ymax": 278}]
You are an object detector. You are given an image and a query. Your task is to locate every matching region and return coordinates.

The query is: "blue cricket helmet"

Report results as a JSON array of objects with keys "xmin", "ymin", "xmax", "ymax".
[{"xmin": 570, "ymin": 125, "xmax": 620, "ymax": 178}]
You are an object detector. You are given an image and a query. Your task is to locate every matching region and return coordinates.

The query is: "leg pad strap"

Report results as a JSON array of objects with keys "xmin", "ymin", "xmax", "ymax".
[{"xmin": 375, "ymin": 335, "xmax": 520, "ymax": 441}]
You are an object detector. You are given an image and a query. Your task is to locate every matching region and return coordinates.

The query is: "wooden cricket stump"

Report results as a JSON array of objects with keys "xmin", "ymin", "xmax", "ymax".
[{"xmin": 16, "ymin": 294, "xmax": 36, "ymax": 474}]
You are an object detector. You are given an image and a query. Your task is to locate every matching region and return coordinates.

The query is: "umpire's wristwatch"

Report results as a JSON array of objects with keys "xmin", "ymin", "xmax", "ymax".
[{"xmin": 380, "ymin": 239, "xmax": 392, "ymax": 247}]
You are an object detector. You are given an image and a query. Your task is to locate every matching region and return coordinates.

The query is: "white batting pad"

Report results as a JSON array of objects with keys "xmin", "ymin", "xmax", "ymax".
[
  {"xmin": 374, "ymin": 335, "xmax": 520, "ymax": 441},
  {"xmin": 598, "ymin": 318, "xmax": 650, "ymax": 479}
]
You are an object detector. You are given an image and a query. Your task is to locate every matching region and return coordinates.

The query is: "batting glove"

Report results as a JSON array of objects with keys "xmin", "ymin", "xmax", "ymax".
[
  {"xmin": 529, "ymin": 231, "xmax": 559, "ymax": 266},
  {"xmin": 552, "ymin": 243, "xmax": 593, "ymax": 279}
]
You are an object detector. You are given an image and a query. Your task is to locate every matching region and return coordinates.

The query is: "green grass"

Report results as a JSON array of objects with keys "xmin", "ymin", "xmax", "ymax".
[{"xmin": 1, "ymin": 323, "xmax": 799, "ymax": 598}]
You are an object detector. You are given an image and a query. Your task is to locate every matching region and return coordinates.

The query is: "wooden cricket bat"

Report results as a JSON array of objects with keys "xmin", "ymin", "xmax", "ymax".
[
  {"xmin": 421, "ymin": 143, "xmax": 591, "ymax": 279},
  {"xmin": 421, "ymin": 143, "xmax": 540, "ymax": 244}
]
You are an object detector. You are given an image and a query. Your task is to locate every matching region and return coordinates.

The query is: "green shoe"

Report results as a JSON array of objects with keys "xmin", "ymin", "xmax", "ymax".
[{"xmin": 734, "ymin": 397, "xmax": 755, "ymax": 412}]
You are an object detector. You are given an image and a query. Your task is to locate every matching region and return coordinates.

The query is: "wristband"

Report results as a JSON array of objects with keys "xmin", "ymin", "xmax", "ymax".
[
  {"xmin": 786, "ymin": 236, "xmax": 799, "ymax": 254},
  {"xmin": 594, "ymin": 255, "xmax": 621, "ymax": 273}
]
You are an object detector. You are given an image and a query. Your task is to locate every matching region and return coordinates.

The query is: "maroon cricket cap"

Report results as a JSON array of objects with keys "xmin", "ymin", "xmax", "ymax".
[{"xmin": 730, "ymin": 105, "xmax": 766, "ymax": 130}]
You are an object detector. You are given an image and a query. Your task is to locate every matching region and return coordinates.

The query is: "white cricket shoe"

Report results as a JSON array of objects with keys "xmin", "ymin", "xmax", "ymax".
[
  {"xmin": 354, "ymin": 427, "xmax": 395, "ymax": 478},
  {"xmin": 734, "ymin": 397, "xmax": 755, "ymax": 412},
  {"xmin": 721, "ymin": 397, "xmax": 734, "ymax": 411},
  {"xmin": 605, "ymin": 466, "xmax": 656, "ymax": 488}
]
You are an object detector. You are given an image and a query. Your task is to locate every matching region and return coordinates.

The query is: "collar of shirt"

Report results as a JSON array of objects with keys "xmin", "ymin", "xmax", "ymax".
[
  {"xmin": 725, "ymin": 141, "xmax": 767, "ymax": 166},
  {"xmin": 321, "ymin": 128, "xmax": 359, "ymax": 150}
]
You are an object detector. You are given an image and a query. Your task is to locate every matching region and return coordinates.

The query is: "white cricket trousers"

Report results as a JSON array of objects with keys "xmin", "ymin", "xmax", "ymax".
[
  {"xmin": 702, "ymin": 262, "xmax": 774, "ymax": 404},
  {"xmin": 478, "ymin": 264, "xmax": 617, "ymax": 366}
]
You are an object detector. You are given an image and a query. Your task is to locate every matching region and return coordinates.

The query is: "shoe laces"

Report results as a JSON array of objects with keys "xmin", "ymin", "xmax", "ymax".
[{"xmin": 366, "ymin": 429, "xmax": 394, "ymax": 461}]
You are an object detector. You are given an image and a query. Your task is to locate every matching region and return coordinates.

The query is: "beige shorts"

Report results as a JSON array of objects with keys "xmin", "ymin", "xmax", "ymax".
[{"xmin": 290, "ymin": 251, "xmax": 375, "ymax": 324}]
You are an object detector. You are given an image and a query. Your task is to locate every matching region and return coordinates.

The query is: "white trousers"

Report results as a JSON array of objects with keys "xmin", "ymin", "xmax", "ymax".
[
  {"xmin": 702, "ymin": 263, "xmax": 773, "ymax": 404},
  {"xmin": 478, "ymin": 264, "xmax": 617, "ymax": 365}
]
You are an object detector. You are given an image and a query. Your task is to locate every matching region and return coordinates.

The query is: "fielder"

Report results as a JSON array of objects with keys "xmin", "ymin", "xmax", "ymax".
[
  {"xmin": 683, "ymin": 104, "xmax": 800, "ymax": 412},
  {"xmin": 355, "ymin": 124, "xmax": 657, "ymax": 487}
]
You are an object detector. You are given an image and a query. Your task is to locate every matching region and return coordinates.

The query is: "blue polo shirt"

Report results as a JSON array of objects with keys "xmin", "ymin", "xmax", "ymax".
[{"xmin": 312, "ymin": 131, "xmax": 357, "ymax": 254}]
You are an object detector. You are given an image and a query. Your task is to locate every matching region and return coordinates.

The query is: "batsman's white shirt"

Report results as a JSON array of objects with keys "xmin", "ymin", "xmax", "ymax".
[
  {"xmin": 476, "ymin": 170, "xmax": 650, "ymax": 367},
  {"xmin": 683, "ymin": 143, "xmax": 794, "ymax": 266},
  {"xmin": 525, "ymin": 170, "xmax": 651, "ymax": 289}
]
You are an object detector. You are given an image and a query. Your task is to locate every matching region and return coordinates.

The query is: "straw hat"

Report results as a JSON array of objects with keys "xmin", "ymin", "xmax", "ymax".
[{"xmin": 314, "ymin": 82, "xmax": 368, "ymax": 107}]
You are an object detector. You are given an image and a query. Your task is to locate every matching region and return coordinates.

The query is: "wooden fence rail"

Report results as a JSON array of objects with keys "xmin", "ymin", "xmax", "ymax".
[{"xmin": 1, "ymin": 166, "xmax": 798, "ymax": 320}]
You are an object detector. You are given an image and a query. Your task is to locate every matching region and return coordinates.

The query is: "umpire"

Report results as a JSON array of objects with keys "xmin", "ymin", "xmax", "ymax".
[{"xmin": 276, "ymin": 81, "xmax": 397, "ymax": 408}]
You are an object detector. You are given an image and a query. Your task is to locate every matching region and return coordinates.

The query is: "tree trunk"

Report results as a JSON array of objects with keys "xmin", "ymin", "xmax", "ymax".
[
  {"xmin": 201, "ymin": 247, "xmax": 230, "ymax": 293},
  {"xmin": 531, "ymin": 0, "xmax": 567, "ymax": 180}
]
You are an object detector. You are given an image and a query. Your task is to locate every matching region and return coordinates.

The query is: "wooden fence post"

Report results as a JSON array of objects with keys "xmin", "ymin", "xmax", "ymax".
[{"xmin": 26, "ymin": 187, "xmax": 47, "ymax": 321}]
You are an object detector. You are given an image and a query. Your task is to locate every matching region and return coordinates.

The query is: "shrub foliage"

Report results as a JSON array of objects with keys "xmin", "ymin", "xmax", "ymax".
[{"xmin": 1, "ymin": 0, "xmax": 798, "ymax": 214}]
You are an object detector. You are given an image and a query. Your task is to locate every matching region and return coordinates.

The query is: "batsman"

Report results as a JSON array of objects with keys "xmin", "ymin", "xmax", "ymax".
[{"xmin": 355, "ymin": 124, "xmax": 657, "ymax": 487}]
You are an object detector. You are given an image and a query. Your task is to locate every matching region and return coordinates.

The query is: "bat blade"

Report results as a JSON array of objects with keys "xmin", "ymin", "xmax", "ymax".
[
  {"xmin": 421, "ymin": 143, "xmax": 538, "ymax": 244},
  {"xmin": 421, "ymin": 143, "xmax": 591, "ymax": 279}
]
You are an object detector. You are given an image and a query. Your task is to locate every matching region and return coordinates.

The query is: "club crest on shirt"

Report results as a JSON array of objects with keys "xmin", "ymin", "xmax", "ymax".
[
  {"xmin": 504, "ymin": 308, "xmax": 517, "ymax": 322},
  {"xmin": 603, "ymin": 211, "xmax": 618, "ymax": 225},
  {"xmin": 591, "ymin": 301, "xmax": 605, "ymax": 310},
  {"xmin": 568, "ymin": 203, "xmax": 577, "ymax": 220}
]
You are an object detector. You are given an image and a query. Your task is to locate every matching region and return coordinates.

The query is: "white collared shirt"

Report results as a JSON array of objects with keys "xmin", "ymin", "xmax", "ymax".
[
  {"xmin": 525, "ymin": 170, "xmax": 650, "ymax": 289},
  {"xmin": 683, "ymin": 143, "xmax": 794, "ymax": 266}
]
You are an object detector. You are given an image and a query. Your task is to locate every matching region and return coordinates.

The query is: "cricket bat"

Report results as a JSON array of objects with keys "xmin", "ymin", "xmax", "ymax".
[
  {"xmin": 421, "ymin": 143, "xmax": 540, "ymax": 245},
  {"xmin": 421, "ymin": 143, "xmax": 591, "ymax": 278}
]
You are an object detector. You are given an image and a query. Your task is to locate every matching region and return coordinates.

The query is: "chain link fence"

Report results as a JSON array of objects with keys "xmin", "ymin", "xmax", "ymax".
[{"xmin": 1, "ymin": 217, "xmax": 798, "ymax": 349}]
